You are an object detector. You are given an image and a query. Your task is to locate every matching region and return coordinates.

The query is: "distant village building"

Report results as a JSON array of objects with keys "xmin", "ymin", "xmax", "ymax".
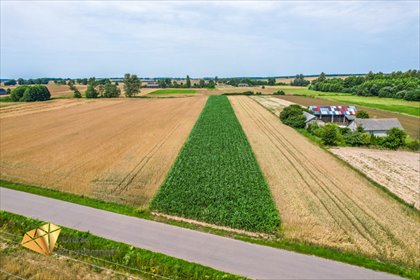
[
  {"xmin": 308, "ymin": 106, "xmax": 357, "ymax": 125},
  {"xmin": 238, "ymin": 83, "xmax": 249, "ymax": 87},
  {"xmin": 348, "ymin": 118, "xmax": 404, "ymax": 137},
  {"xmin": 0, "ymin": 88, "xmax": 8, "ymax": 95},
  {"xmin": 145, "ymin": 81, "xmax": 159, "ymax": 88}
]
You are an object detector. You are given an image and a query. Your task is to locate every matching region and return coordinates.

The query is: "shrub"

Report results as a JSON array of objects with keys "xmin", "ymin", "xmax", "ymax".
[
  {"xmin": 85, "ymin": 85, "xmax": 98, "ymax": 98},
  {"xmin": 380, "ymin": 128, "xmax": 407, "ymax": 150},
  {"xmin": 344, "ymin": 132, "xmax": 370, "ymax": 146},
  {"xmin": 73, "ymin": 89, "xmax": 82, "ymax": 98},
  {"xmin": 356, "ymin": 110, "xmax": 369, "ymax": 119},
  {"xmin": 405, "ymin": 139, "xmax": 420, "ymax": 151},
  {"xmin": 273, "ymin": 90, "xmax": 285, "ymax": 95},
  {"xmin": 280, "ymin": 105, "xmax": 306, "ymax": 128},
  {"xmin": 306, "ymin": 122, "xmax": 319, "ymax": 134},
  {"xmin": 320, "ymin": 123, "xmax": 340, "ymax": 146},
  {"xmin": 103, "ymin": 82, "xmax": 121, "ymax": 98},
  {"xmin": 403, "ymin": 88, "xmax": 420, "ymax": 101},
  {"xmin": 10, "ymin": 85, "xmax": 29, "ymax": 101},
  {"xmin": 11, "ymin": 85, "xmax": 50, "ymax": 102}
]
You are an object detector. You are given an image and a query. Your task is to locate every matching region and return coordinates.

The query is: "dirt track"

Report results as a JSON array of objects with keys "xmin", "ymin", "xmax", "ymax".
[
  {"xmin": 277, "ymin": 95, "xmax": 420, "ymax": 139},
  {"xmin": 229, "ymin": 96, "xmax": 419, "ymax": 266},
  {"xmin": 0, "ymin": 97, "xmax": 206, "ymax": 207}
]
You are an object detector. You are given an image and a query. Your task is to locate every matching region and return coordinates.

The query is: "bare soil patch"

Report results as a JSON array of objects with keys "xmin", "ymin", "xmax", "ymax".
[
  {"xmin": 0, "ymin": 97, "xmax": 206, "ymax": 207},
  {"xmin": 330, "ymin": 147, "xmax": 420, "ymax": 209},
  {"xmin": 229, "ymin": 96, "xmax": 419, "ymax": 267}
]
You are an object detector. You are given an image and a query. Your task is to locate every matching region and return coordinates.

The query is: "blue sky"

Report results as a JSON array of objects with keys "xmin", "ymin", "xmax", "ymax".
[{"xmin": 1, "ymin": 1, "xmax": 419, "ymax": 78}]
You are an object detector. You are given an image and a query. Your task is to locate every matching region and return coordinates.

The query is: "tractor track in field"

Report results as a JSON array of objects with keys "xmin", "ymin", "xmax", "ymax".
[
  {"xmin": 112, "ymin": 121, "xmax": 182, "ymax": 195},
  {"xmin": 242, "ymin": 97, "xmax": 413, "ymax": 257},
  {"xmin": 234, "ymin": 97, "xmax": 378, "ymax": 253},
  {"xmin": 229, "ymin": 96, "xmax": 419, "ymax": 265}
]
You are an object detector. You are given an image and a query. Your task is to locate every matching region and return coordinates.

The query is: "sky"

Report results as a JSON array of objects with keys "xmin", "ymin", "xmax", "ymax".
[{"xmin": 1, "ymin": 0, "xmax": 419, "ymax": 78}]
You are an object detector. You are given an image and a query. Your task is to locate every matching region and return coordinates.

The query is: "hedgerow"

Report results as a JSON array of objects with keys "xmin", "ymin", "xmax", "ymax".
[{"xmin": 151, "ymin": 95, "xmax": 279, "ymax": 233}]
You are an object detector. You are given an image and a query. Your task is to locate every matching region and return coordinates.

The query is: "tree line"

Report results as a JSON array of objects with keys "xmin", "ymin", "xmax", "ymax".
[
  {"xmin": 80, "ymin": 73, "xmax": 140, "ymax": 98},
  {"xmin": 309, "ymin": 70, "xmax": 420, "ymax": 101}
]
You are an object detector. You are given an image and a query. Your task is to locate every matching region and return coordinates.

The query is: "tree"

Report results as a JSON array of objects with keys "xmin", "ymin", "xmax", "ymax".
[
  {"xmin": 356, "ymin": 110, "xmax": 369, "ymax": 119},
  {"xmin": 318, "ymin": 72, "xmax": 326, "ymax": 82},
  {"xmin": 73, "ymin": 89, "xmax": 82, "ymax": 98},
  {"xmin": 123, "ymin": 73, "xmax": 141, "ymax": 97},
  {"xmin": 344, "ymin": 132, "xmax": 370, "ymax": 146},
  {"xmin": 273, "ymin": 90, "xmax": 285, "ymax": 95},
  {"xmin": 186, "ymin": 75, "xmax": 191, "ymax": 88},
  {"xmin": 11, "ymin": 85, "xmax": 50, "ymax": 102},
  {"xmin": 268, "ymin": 78, "xmax": 276, "ymax": 85},
  {"xmin": 199, "ymin": 79, "xmax": 205, "ymax": 88},
  {"xmin": 10, "ymin": 86, "xmax": 29, "ymax": 101},
  {"xmin": 88, "ymin": 77, "xmax": 97, "ymax": 87},
  {"xmin": 380, "ymin": 128, "xmax": 407, "ymax": 150},
  {"xmin": 320, "ymin": 124, "xmax": 340, "ymax": 146},
  {"xmin": 290, "ymin": 74, "xmax": 310, "ymax": 86},
  {"xmin": 85, "ymin": 84, "xmax": 98, "ymax": 98},
  {"xmin": 280, "ymin": 105, "xmax": 306, "ymax": 128},
  {"xmin": 4, "ymin": 79, "xmax": 17, "ymax": 86},
  {"xmin": 103, "ymin": 82, "xmax": 121, "ymax": 98},
  {"xmin": 207, "ymin": 80, "xmax": 215, "ymax": 88}
]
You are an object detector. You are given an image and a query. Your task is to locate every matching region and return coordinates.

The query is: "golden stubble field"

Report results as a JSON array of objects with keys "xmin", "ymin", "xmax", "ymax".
[
  {"xmin": 229, "ymin": 96, "xmax": 419, "ymax": 267},
  {"xmin": 0, "ymin": 97, "xmax": 206, "ymax": 207},
  {"xmin": 330, "ymin": 147, "xmax": 420, "ymax": 209}
]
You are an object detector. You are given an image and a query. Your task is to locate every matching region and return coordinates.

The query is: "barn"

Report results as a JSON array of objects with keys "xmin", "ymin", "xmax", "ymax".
[
  {"xmin": 308, "ymin": 105, "xmax": 357, "ymax": 125},
  {"xmin": 348, "ymin": 118, "xmax": 404, "ymax": 137}
]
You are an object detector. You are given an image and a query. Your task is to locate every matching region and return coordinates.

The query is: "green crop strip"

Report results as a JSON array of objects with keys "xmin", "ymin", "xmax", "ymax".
[{"xmin": 151, "ymin": 95, "xmax": 280, "ymax": 233}]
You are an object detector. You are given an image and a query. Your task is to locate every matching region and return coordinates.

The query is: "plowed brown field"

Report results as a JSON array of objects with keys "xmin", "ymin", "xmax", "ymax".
[
  {"xmin": 229, "ymin": 96, "xmax": 419, "ymax": 266},
  {"xmin": 0, "ymin": 97, "xmax": 206, "ymax": 207}
]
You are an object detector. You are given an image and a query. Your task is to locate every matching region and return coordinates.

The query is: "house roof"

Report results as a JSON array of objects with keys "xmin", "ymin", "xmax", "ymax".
[
  {"xmin": 308, "ymin": 105, "xmax": 357, "ymax": 116},
  {"xmin": 355, "ymin": 118, "xmax": 403, "ymax": 131},
  {"xmin": 303, "ymin": 111, "xmax": 316, "ymax": 123},
  {"xmin": 345, "ymin": 115, "xmax": 356, "ymax": 121}
]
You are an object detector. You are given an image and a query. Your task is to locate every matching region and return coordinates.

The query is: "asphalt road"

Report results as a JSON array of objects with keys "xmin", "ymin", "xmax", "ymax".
[{"xmin": 0, "ymin": 187, "xmax": 402, "ymax": 279}]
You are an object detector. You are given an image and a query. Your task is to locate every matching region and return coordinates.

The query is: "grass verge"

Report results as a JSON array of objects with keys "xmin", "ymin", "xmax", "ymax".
[
  {"xmin": 149, "ymin": 89, "xmax": 197, "ymax": 94},
  {"xmin": 0, "ymin": 179, "xmax": 151, "ymax": 220},
  {"xmin": 0, "ymin": 211, "xmax": 243, "ymax": 280},
  {"xmin": 150, "ymin": 95, "xmax": 280, "ymax": 233},
  {"xmin": 1, "ymin": 180, "xmax": 418, "ymax": 278}
]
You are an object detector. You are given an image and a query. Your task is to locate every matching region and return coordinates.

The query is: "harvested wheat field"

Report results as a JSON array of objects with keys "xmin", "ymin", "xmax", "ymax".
[
  {"xmin": 250, "ymin": 95, "xmax": 295, "ymax": 116},
  {"xmin": 330, "ymin": 147, "xmax": 420, "ymax": 209},
  {"xmin": 0, "ymin": 99, "xmax": 99, "ymax": 119},
  {"xmin": 0, "ymin": 97, "xmax": 206, "ymax": 207},
  {"xmin": 47, "ymin": 83, "xmax": 87, "ymax": 97},
  {"xmin": 229, "ymin": 96, "xmax": 419, "ymax": 267}
]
